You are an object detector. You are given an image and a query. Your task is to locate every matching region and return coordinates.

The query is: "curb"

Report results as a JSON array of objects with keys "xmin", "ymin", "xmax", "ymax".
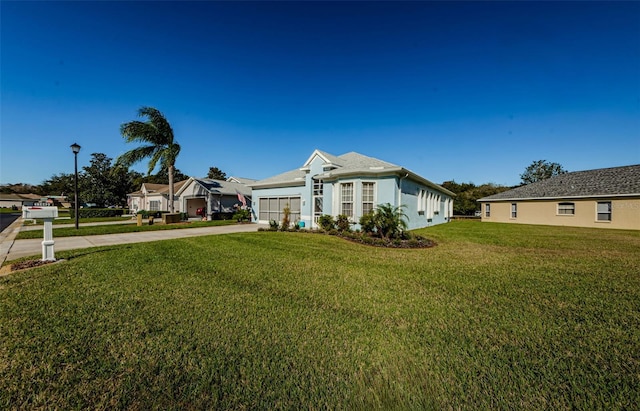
[{"xmin": 0, "ymin": 217, "xmax": 24, "ymax": 266}]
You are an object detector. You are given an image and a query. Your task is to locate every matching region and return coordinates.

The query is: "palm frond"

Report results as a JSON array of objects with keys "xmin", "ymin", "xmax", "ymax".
[
  {"xmin": 120, "ymin": 121, "xmax": 158, "ymax": 144},
  {"xmin": 166, "ymin": 143, "xmax": 181, "ymax": 166},
  {"xmin": 137, "ymin": 106, "xmax": 174, "ymax": 145},
  {"xmin": 147, "ymin": 148, "xmax": 166, "ymax": 175},
  {"xmin": 115, "ymin": 145, "xmax": 157, "ymax": 169}
]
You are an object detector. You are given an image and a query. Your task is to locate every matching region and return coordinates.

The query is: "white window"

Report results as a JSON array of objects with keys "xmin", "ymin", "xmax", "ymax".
[
  {"xmin": 558, "ymin": 202, "xmax": 575, "ymax": 215},
  {"xmin": 313, "ymin": 179, "xmax": 324, "ymax": 222},
  {"xmin": 418, "ymin": 189, "xmax": 426, "ymax": 214},
  {"xmin": 597, "ymin": 201, "xmax": 611, "ymax": 221},
  {"xmin": 485, "ymin": 203, "xmax": 491, "ymax": 217},
  {"xmin": 511, "ymin": 203, "xmax": 517, "ymax": 218},
  {"xmin": 150, "ymin": 200, "xmax": 160, "ymax": 211},
  {"xmin": 362, "ymin": 182, "xmax": 375, "ymax": 215},
  {"xmin": 340, "ymin": 183, "xmax": 353, "ymax": 217}
]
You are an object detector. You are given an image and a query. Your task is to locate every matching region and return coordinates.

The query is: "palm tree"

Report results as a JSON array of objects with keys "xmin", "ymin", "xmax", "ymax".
[
  {"xmin": 373, "ymin": 203, "xmax": 408, "ymax": 239},
  {"xmin": 117, "ymin": 107, "xmax": 181, "ymax": 213}
]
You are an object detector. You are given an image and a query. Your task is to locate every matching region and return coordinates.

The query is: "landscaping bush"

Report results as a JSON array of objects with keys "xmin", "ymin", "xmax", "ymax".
[
  {"xmin": 70, "ymin": 208, "xmax": 125, "ymax": 218},
  {"xmin": 359, "ymin": 212, "xmax": 376, "ymax": 234},
  {"xmin": 335, "ymin": 214, "xmax": 351, "ymax": 232},
  {"xmin": 281, "ymin": 204, "xmax": 291, "ymax": 231},
  {"xmin": 317, "ymin": 214, "xmax": 335, "ymax": 231},
  {"xmin": 232, "ymin": 209, "xmax": 251, "ymax": 222}
]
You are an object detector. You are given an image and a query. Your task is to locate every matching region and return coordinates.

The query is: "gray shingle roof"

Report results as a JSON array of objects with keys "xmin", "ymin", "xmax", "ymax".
[
  {"xmin": 249, "ymin": 168, "xmax": 307, "ymax": 188},
  {"xmin": 479, "ymin": 164, "xmax": 640, "ymax": 201},
  {"xmin": 250, "ymin": 150, "xmax": 401, "ymax": 188},
  {"xmin": 317, "ymin": 152, "xmax": 399, "ymax": 178},
  {"xmin": 195, "ymin": 178, "xmax": 252, "ymax": 196}
]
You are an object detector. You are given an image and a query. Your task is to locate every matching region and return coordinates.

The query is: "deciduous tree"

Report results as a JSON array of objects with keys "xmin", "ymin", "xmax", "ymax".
[
  {"xmin": 207, "ymin": 167, "xmax": 227, "ymax": 180},
  {"xmin": 520, "ymin": 160, "xmax": 567, "ymax": 185}
]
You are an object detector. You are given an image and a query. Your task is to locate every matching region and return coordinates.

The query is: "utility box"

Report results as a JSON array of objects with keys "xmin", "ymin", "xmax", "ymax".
[
  {"xmin": 162, "ymin": 213, "xmax": 181, "ymax": 224},
  {"xmin": 22, "ymin": 206, "xmax": 59, "ymax": 219}
]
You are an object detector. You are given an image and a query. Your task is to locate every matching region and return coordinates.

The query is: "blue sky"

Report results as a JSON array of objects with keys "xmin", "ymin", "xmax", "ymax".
[{"xmin": 2, "ymin": 1, "xmax": 639, "ymax": 187}]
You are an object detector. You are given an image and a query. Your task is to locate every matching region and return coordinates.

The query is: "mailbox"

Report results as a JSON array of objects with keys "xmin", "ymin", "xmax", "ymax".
[
  {"xmin": 22, "ymin": 205, "xmax": 59, "ymax": 261},
  {"xmin": 22, "ymin": 206, "xmax": 59, "ymax": 219}
]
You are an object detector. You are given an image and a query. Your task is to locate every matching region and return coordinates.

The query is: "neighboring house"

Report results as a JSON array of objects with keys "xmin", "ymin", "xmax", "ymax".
[
  {"xmin": 0, "ymin": 193, "xmax": 41, "ymax": 208},
  {"xmin": 478, "ymin": 164, "xmax": 640, "ymax": 230},
  {"xmin": 176, "ymin": 177, "xmax": 253, "ymax": 218},
  {"xmin": 127, "ymin": 180, "xmax": 189, "ymax": 213},
  {"xmin": 250, "ymin": 149, "xmax": 454, "ymax": 230}
]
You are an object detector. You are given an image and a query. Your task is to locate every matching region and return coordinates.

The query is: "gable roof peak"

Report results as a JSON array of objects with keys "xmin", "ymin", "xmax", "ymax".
[{"xmin": 302, "ymin": 149, "xmax": 345, "ymax": 168}]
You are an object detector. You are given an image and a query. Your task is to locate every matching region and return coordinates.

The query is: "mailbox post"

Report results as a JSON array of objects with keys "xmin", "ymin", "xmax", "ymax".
[{"xmin": 22, "ymin": 205, "xmax": 59, "ymax": 261}]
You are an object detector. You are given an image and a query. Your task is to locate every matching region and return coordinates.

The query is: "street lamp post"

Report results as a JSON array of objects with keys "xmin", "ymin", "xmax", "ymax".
[{"xmin": 70, "ymin": 143, "xmax": 81, "ymax": 229}]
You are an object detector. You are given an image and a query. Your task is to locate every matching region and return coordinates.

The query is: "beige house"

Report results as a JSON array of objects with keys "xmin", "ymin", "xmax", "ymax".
[
  {"xmin": 127, "ymin": 180, "xmax": 188, "ymax": 214},
  {"xmin": 176, "ymin": 177, "xmax": 252, "ymax": 218},
  {"xmin": 0, "ymin": 193, "xmax": 41, "ymax": 209},
  {"xmin": 478, "ymin": 165, "xmax": 640, "ymax": 230}
]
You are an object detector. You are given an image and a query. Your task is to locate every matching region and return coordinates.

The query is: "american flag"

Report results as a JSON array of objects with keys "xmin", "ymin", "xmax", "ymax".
[{"xmin": 236, "ymin": 190, "xmax": 246, "ymax": 207}]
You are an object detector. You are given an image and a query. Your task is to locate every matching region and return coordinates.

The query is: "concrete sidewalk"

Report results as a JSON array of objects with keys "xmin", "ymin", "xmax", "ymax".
[
  {"xmin": 19, "ymin": 217, "xmax": 162, "ymax": 231},
  {"xmin": 2, "ymin": 220, "xmax": 265, "ymax": 263}
]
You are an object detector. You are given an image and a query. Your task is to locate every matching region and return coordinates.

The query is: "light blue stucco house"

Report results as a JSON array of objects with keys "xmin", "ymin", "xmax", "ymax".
[{"xmin": 250, "ymin": 149, "xmax": 455, "ymax": 230}]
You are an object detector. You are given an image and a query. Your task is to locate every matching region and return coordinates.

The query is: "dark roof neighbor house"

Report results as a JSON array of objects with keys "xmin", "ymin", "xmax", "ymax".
[{"xmin": 478, "ymin": 164, "xmax": 640, "ymax": 230}]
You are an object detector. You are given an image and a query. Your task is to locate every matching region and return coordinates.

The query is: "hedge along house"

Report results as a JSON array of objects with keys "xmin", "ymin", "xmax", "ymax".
[
  {"xmin": 127, "ymin": 180, "xmax": 189, "ymax": 214},
  {"xmin": 478, "ymin": 164, "xmax": 640, "ymax": 230},
  {"xmin": 250, "ymin": 149, "xmax": 454, "ymax": 230},
  {"xmin": 175, "ymin": 177, "xmax": 253, "ymax": 219}
]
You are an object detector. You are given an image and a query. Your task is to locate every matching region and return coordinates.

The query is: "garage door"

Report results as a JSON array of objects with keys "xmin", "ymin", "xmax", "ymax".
[
  {"xmin": 259, "ymin": 196, "xmax": 300, "ymax": 222},
  {"xmin": 186, "ymin": 198, "xmax": 206, "ymax": 217}
]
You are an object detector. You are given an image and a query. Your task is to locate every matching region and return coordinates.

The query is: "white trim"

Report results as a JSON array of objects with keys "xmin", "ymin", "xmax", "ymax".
[{"xmin": 302, "ymin": 149, "xmax": 333, "ymax": 168}]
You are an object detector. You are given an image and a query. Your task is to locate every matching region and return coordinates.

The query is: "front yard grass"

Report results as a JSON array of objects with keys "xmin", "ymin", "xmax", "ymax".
[
  {"xmin": 1, "ymin": 221, "xmax": 638, "ymax": 409},
  {"xmin": 15, "ymin": 219, "xmax": 238, "ymax": 239}
]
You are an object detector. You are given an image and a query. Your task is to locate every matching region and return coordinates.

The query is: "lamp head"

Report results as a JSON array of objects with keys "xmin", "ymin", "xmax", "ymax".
[{"xmin": 70, "ymin": 143, "xmax": 81, "ymax": 154}]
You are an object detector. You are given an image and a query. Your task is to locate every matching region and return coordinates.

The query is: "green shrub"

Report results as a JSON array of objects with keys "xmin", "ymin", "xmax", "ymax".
[
  {"xmin": 359, "ymin": 212, "xmax": 376, "ymax": 234},
  {"xmin": 233, "ymin": 209, "xmax": 250, "ymax": 222},
  {"xmin": 281, "ymin": 204, "xmax": 291, "ymax": 231},
  {"xmin": 70, "ymin": 208, "xmax": 125, "ymax": 218},
  {"xmin": 335, "ymin": 214, "xmax": 351, "ymax": 232},
  {"xmin": 269, "ymin": 219, "xmax": 279, "ymax": 231},
  {"xmin": 317, "ymin": 214, "xmax": 335, "ymax": 231}
]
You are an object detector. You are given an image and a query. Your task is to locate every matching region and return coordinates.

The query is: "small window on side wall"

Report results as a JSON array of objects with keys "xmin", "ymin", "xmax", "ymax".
[
  {"xmin": 597, "ymin": 201, "xmax": 611, "ymax": 221},
  {"xmin": 511, "ymin": 203, "xmax": 517, "ymax": 218},
  {"xmin": 485, "ymin": 203, "xmax": 491, "ymax": 217},
  {"xmin": 558, "ymin": 202, "xmax": 575, "ymax": 215}
]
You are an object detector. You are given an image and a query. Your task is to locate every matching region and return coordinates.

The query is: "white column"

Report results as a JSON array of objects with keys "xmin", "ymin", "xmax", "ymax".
[{"xmin": 42, "ymin": 218, "xmax": 55, "ymax": 261}]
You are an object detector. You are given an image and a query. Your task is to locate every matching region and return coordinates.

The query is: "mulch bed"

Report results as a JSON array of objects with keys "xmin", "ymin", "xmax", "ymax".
[{"xmin": 10, "ymin": 259, "xmax": 56, "ymax": 271}]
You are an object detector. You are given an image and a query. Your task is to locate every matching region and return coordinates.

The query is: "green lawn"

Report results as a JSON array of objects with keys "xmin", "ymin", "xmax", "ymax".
[
  {"xmin": 1, "ymin": 221, "xmax": 638, "ymax": 409},
  {"xmin": 16, "ymin": 219, "xmax": 239, "ymax": 239},
  {"xmin": 0, "ymin": 208, "xmax": 21, "ymax": 214}
]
